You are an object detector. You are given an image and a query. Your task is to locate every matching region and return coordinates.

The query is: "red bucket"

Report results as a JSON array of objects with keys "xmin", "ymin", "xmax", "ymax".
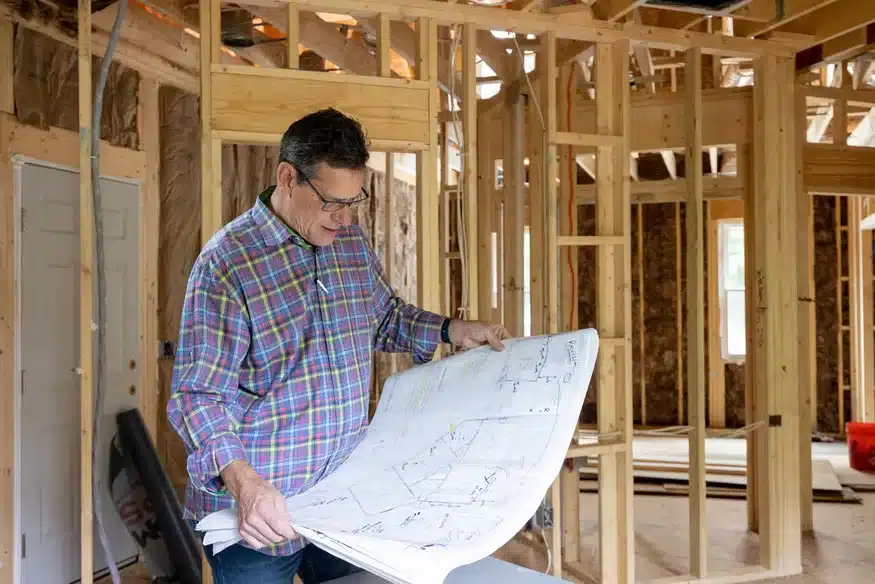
[{"xmin": 846, "ymin": 422, "xmax": 875, "ymax": 473}]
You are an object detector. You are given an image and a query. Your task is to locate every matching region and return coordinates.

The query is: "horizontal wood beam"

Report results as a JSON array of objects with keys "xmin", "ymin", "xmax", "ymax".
[
  {"xmin": 267, "ymin": 0, "xmax": 795, "ymax": 56},
  {"xmin": 575, "ymin": 176, "xmax": 742, "ymax": 204},
  {"xmin": 211, "ymin": 65, "xmax": 431, "ymax": 144}
]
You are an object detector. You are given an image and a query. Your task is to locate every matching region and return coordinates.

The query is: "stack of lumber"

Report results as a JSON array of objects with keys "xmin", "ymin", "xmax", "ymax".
[{"xmin": 574, "ymin": 435, "xmax": 873, "ymax": 503}]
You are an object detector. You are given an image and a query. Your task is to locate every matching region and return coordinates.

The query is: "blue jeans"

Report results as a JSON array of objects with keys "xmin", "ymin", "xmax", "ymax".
[{"xmin": 204, "ymin": 541, "xmax": 363, "ymax": 584}]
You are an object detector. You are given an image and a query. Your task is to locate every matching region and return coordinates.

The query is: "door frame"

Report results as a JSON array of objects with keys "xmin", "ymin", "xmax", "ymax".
[{"xmin": 0, "ymin": 113, "xmax": 153, "ymax": 584}]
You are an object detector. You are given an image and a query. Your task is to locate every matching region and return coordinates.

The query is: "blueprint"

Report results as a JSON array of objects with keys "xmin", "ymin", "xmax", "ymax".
[{"xmin": 195, "ymin": 329, "xmax": 599, "ymax": 584}]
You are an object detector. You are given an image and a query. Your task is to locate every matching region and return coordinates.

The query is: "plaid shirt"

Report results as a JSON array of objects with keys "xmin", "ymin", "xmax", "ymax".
[{"xmin": 167, "ymin": 187, "xmax": 445, "ymax": 556}]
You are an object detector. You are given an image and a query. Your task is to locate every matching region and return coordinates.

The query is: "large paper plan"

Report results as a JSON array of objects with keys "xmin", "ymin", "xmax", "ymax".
[{"xmin": 196, "ymin": 328, "xmax": 600, "ymax": 584}]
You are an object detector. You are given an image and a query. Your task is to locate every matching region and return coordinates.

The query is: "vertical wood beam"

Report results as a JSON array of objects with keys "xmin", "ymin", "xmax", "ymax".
[
  {"xmin": 200, "ymin": 0, "xmax": 222, "ymax": 247},
  {"xmin": 849, "ymin": 197, "xmax": 864, "ymax": 423},
  {"xmin": 795, "ymin": 91, "xmax": 814, "ymax": 533},
  {"xmin": 439, "ymin": 94, "xmax": 451, "ymax": 317},
  {"xmin": 384, "ymin": 153, "xmax": 397, "ymax": 376},
  {"xmin": 78, "ymin": 0, "xmax": 94, "ymax": 580},
  {"xmin": 544, "ymin": 35, "xmax": 558, "ymax": 337},
  {"xmin": 751, "ymin": 54, "xmax": 803, "ymax": 576},
  {"xmin": 286, "ymin": 5, "xmax": 299, "ymax": 68},
  {"xmin": 706, "ymin": 203, "xmax": 726, "ymax": 428},
  {"xmin": 528, "ymin": 89, "xmax": 545, "ymax": 337},
  {"xmin": 676, "ymin": 200, "xmax": 684, "ymax": 426},
  {"xmin": 462, "ymin": 24, "xmax": 478, "ymax": 321},
  {"xmin": 0, "ymin": 110, "xmax": 14, "ymax": 584},
  {"xmin": 559, "ymin": 64, "xmax": 577, "ymax": 333},
  {"xmin": 839, "ymin": 198, "xmax": 846, "ymax": 432},
  {"xmin": 476, "ymin": 115, "xmax": 494, "ymax": 322},
  {"xmin": 862, "ymin": 227, "xmax": 875, "ymax": 422},
  {"xmin": 638, "ymin": 205, "xmax": 647, "ymax": 425},
  {"xmin": 502, "ymin": 87, "xmax": 525, "ymax": 337},
  {"xmin": 138, "ymin": 78, "xmax": 160, "ymax": 442},
  {"xmin": 684, "ymin": 46, "xmax": 706, "ymax": 579},
  {"xmin": 376, "ymin": 14, "xmax": 391, "ymax": 77},
  {"xmin": 416, "ymin": 17, "xmax": 440, "ymax": 319},
  {"xmin": 0, "ymin": 15, "xmax": 12, "ymax": 114},
  {"xmin": 742, "ymin": 140, "xmax": 759, "ymax": 533},
  {"xmin": 199, "ymin": 2, "xmax": 221, "ymax": 582},
  {"xmin": 0, "ymin": 14, "xmax": 13, "ymax": 584},
  {"xmin": 540, "ymin": 30, "xmax": 563, "ymax": 580},
  {"xmin": 595, "ymin": 40, "xmax": 633, "ymax": 584}
]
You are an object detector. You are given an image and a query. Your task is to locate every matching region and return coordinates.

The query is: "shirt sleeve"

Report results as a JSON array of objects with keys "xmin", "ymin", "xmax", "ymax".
[
  {"xmin": 166, "ymin": 260, "xmax": 251, "ymax": 495},
  {"xmin": 364, "ymin": 230, "xmax": 445, "ymax": 364}
]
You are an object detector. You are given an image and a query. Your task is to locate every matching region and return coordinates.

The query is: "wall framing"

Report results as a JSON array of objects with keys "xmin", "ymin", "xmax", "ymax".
[
  {"xmin": 0, "ymin": 111, "xmax": 157, "ymax": 584},
  {"xmin": 1, "ymin": 0, "xmax": 871, "ymax": 583}
]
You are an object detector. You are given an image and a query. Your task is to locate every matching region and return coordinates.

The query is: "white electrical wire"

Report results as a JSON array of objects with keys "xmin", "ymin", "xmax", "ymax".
[
  {"xmin": 89, "ymin": 1, "xmax": 128, "ymax": 583},
  {"xmin": 540, "ymin": 528, "xmax": 552, "ymax": 574}
]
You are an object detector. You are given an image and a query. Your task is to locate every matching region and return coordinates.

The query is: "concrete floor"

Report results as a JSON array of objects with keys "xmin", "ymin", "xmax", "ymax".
[{"xmin": 117, "ymin": 492, "xmax": 874, "ymax": 583}]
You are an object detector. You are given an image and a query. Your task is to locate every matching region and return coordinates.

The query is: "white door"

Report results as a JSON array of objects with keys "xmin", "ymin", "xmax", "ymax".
[{"xmin": 19, "ymin": 160, "xmax": 141, "ymax": 584}]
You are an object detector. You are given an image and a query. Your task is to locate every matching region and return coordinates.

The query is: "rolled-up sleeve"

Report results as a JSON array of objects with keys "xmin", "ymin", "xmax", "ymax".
[
  {"xmin": 167, "ymin": 261, "xmax": 251, "ymax": 495},
  {"xmin": 364, "ymin": 231, "xmax": 445, "ymax": 364}
]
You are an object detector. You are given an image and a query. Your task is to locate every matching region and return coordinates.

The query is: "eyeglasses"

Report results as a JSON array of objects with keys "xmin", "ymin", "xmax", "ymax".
[{"xmin": 293, "ymin": 164, "xmax": 370, "ymax": 212}]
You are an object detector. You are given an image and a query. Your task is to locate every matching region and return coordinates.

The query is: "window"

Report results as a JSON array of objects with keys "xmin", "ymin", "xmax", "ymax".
[{"xmin": 718, "ymin": 220, "xmax": 746, "ymax": 361}]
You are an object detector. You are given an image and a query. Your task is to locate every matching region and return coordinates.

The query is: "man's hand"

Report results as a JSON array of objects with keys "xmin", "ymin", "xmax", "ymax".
[
  {"xmin": 221, "ymin": 460, "xmax": 299, "ymax": 549},
  {"xmin": 447, "ymin": 319, "xmax": 511, "ymax": 351}
]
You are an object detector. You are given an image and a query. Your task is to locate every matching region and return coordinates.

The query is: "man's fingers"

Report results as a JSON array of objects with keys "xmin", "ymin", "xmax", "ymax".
[
  {"xmin": 245, "ymin": 515, "xmax": 285, "ymax": 544},
  {"xmin": 240, "ymin": 523, "xmax": 271, "ymax": 548},
  {"xmin": 265, "ymin": 512, "xmax": 299, "ymax": 541},
  {"xmin": 485, "ymin": 328, "xmax": 505, "ymax": 351}
]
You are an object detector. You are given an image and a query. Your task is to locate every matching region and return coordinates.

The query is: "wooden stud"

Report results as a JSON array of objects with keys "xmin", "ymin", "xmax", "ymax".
[
  {"xmin": 539, "ymin": 30, "xmax": 563, "ymax": 579},
  {"xmin": 795, "ymin": 89, "xmax": 815, "ymax": 533},
  {"xmin": 594, "ymin": 40, "xmax": 634, "ymax": 584},
  {"xmin": 200, "ymin": 0, "xmax": 222, "ymax": 246},
  {"xmin": 528, "ymin": 71, "xmax": 545, "ymax": 337},
  {"xmin": 836, "ymin": 197, "xmax": 845, "ymax": 432},
  {"xmin": 685, "ymin": 46, "xmax": 707, "ymax": 579},
  {"xmin": 287, "ymin": 5, "xmax": 299, "ymax": 68},
  {"xmin": 0, "ymin": 14, "xmax": 12, "ymax": 115},
  {"xmin": 706, "ymin": 202, "xmax": 726, "ymax": 429},
  {"xmin": 78, "ymin": 0, "xmax": 94, "ymax": 580},
  {"xmin": 476, "ymin": 112, "xmax": 495, "ymax": 322},
  {"xmin": 0, "ymin": 113, "xmax": 14, "ymax": 584},
  {"xmin": 638, "ymin": 205, "xmax": 647, "ymax": 426},
  {"xmin": 138, "ymin": 78, "xmax": 160, "ymax": 442},
  {"xmin": 750, "ymin": 53, "xmax": 803, "ymax": 576},
  {"xmin": 462, "ymin": 24, "xmax": 478, "ymax": 321},
  {"xmin": 377, "ymin": 14, "xmax": 391, "ymax": 77},
  {"xmin": 849, "ymin": 197, "xmax": 864, "ymax": 424},
  {"xmin": 415, "ymin": 17, "xmax": 441, "ymax": 319},
  {"xmin": 676, "ymin": 201, "xmax": 684, "ymax": 426},
  {"xmin": 862, "ymin": 226, "xmax": 875, "ymax": 422},
  {"xmin": 502, "ymin": 85, "xmax": 525, "ymax": 337}
]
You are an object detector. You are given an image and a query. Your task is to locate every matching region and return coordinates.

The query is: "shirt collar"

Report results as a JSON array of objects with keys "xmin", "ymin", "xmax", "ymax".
[{"xmin": 252, "ymin": 185, "xmax": 313, "ymax": 249}]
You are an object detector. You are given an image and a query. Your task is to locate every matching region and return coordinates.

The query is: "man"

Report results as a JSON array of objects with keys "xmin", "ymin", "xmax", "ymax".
[{"xmin": 167, "ymin": 108, "xmax": 510, "ymax": 584}]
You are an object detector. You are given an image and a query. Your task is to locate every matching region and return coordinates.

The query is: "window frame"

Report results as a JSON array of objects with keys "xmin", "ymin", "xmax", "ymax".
[{"xmin": 717, "ymin": 218, "xmax": 746, "ymax": 363}]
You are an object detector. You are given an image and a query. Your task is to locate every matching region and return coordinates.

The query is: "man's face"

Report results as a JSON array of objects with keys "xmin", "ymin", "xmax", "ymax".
[{"xmin": 281, "ymin": 162, "xmax": 365, "ymax": 246}]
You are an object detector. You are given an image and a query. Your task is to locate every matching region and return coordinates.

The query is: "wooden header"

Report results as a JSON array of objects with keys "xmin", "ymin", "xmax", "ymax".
[{"xmin": 210, "ymin": 65, "xmax": 432, "ymax": 148}]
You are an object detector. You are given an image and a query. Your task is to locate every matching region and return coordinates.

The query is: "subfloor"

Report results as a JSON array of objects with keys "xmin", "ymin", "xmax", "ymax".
[{"xmin": 117, "ymin": 493, "xmax": 874, "ymax": 583}]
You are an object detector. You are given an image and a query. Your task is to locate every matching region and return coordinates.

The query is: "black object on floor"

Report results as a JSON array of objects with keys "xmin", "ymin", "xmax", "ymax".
[{"xmin": 113, "ymin": 408, "xmax": 202, "ymax": 584}]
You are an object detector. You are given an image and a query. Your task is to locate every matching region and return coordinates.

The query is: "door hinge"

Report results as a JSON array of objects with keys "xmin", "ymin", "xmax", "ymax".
[
  {"xmin": 20, "ymin": 207, "xmax": 27, "ymax": 233},
  {"xmin": 21, "ymin": 533, "xmax": 25, "ymax": 558},
  {"xmin": 20, "ymin": 370, "xmax": 24, "ymax": 394}
]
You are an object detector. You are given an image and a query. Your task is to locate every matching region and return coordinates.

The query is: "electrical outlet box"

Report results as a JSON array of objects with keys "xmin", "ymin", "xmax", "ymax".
[
  {"xmin": 525, "ymin": 497, "xmax": 553, "ymax": 531},
  {"xmin": 158, "ymin": 340, "xmax": 177, "ymax": 360}
]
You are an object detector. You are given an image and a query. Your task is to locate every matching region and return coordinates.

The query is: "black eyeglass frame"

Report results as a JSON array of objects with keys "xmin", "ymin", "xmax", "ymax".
[{"xmin": 291, "ymin": 163, "xmax": 370, "ymax": 212}]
